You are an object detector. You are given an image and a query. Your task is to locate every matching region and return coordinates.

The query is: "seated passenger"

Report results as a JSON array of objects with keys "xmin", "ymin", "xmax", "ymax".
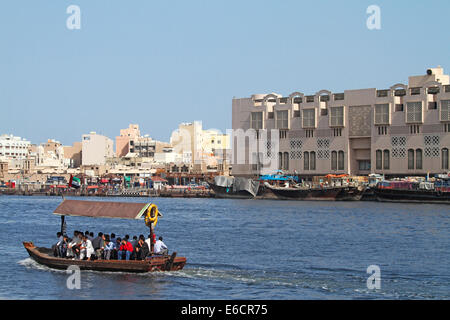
[
  {"xmin": 154, "ymin": 236, "xmax": 168, "ymax": 255},
  {"xmin": 117, "ymin": 239, "xmax": 133, "ymax": 260},
  {"xmin": 58, "ymin": 235, "xmax": 69, "ymax": 258},
  {"xmin": 67, "ymin": 231, "xmax": 82, "ymax": 259},
  {"xmin": 79, "ymin": 234, "xmax": 95, "ymax": 260},
  {"xmin": 92, "ymin": 232, "xmax": 104, "ymax": 259},
  {"xmin": 52, "ymin": 232, "xmax": 63, "ymax": 257},
  {"xmin": 103, "ymin": 235, "xmax": 115, "ymax": 260},
  {"xmin": 134, "ymin": 235, "xmax": 150, "ymax": 260}
]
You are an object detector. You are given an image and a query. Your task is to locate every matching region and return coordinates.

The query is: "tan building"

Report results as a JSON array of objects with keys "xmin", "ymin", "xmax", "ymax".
[
  {"xmin": 63, "ymin": 141, "xmax": 82, "ymax": 168},
  {"xmin": 232, "ymin": 67, "xmax": 450, "ymax": 177},
  {"xmin": 82, "ymin": 132, "xmax": 114, "ymax": 166}
]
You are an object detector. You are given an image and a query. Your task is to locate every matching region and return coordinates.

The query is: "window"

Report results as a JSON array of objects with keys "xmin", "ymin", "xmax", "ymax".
[
  {"xmin": 338, "ymin": 151, "xmax": 344, "ymax": 170},
  {"xmin": 378, "ymin": 126, "xmax": 388, "ymax": 135},
  {"xmin": 278, "ymin": 152, "xmax": 283, "ymax": 170},
  {"xmin": 331, "ymin": 151, "xmax": 337, "ymax": 170},
  {"xmin": 251, "ymin": 112, "xmax": 263, "ymax": 130},
  {"xmin": 302, "ymin": 109, "xmax": 316, "ymax": 128},
  {"xmin": 383, "ymin": 150, "xmax": 390, "ymax": 170},
  {"xmin": 416, "ymin": 149, "xmax": 423, "ymax": 170},
  {"xmin": 375, "ymin": 104, "xmax": 389, "ymax": 125},
  {"xmin": 333, "ymin": 128, "xmax": 342, "ymax": 137},
  {"xmin": 441, "ymin": 100, "xmax": 450, "ymax": 121},
  {"xmin": 293, "ymin": 110, "xmax": 300, "ymax": 118},
  {"xmin": 428, "ymin": 102, "xmax": 437, "ymax": 110},
  {"xmin": 406, "ymin": 102, "xmax": 423, "ymax": 123},
  {"xmin": 443, "ymin": 148, "xmax": 449, "ymax": 170},
  {"xmin": 330, "ymin": 106, "xmax": 344, "ymax": 127},
  {"xmin": 410, "ymin": 87, "xmax": 421, "ymax": 95},
  {"xmin": 410, "ymin": 125, "xmax": 421, "ymax": 134},
  {"xmin": 444, "ymin": 123, "xmax": 450, "ymax": 133},
  {"xmin": 376, "ymin": 150, "xmax": 382, "ymax": 170},
  {"xmin": 305, "ymin": 130, "xmax": 314, "ymax": 138},
  {"xmin": 408, "ymin": 149, "xmax": 415, "ymax": 169},
  {"xmin": 283, "ymin": 152, "xmax": 289, "ymax": 170},
  {"xmin": 276, "ymin": 110, "xmax": 289, "ymax": 129},
  {"xmin": 304, "ymin": 152, "xmax": 310, "ymax": 170},
  {"xmin": 358, "ymin": 160, "xmax": 371, "ymax": 171},
  {"xmin": 310, "ymin": 152, "xmax": 316, "ymax": 170},
  {"xmin": 279, "ymin": 130, "xmax": 288, "ymax": 139}
]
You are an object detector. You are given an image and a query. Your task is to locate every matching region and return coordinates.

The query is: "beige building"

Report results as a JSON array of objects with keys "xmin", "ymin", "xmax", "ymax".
[
  {"xmin": 232, "ymin": 66, "xmax": 450, "ymax": 177},
  {"xmin": 82, "ymin": 132, "xmax": 114, "ymax": 166},
  {"xmin": 170, "ymin": 121, "xmax": 230, "ymax": 173}
]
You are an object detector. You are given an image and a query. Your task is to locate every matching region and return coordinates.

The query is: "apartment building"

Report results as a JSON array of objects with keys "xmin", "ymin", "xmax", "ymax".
[
  {"xmin": 231, "ymin": 67, "xmax": 450, "ymax": 177},
  {"xmin": 0, "ymin": 134, "xmax": 30, "ymax": 161},
  {"xmin": 82, "ymin": 132, "xmax": 114, "ymax": 166}
]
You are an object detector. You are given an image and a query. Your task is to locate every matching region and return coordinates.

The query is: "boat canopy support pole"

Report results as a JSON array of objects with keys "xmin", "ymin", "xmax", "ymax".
[{"xmin": 61, "ymin": 215, "xmax": 66, "ymax": 235}]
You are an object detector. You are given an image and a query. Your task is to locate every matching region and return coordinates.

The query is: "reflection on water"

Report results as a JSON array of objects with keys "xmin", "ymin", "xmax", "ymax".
[{"xmin": 1, "ymin": 195, "xmax": 450, "ymax": 299}]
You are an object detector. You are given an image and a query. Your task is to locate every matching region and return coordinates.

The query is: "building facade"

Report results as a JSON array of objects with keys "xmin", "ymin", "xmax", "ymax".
[
  {"xmin": 0, "ymin": 134, "xmax": 30, "ymax": 161},
  {"xmin": 82, "ymin": 132, "xmax": 114, "ymax": 166},
  {"xmin": 231, "ymin": 67, "xmax": 450, "ymax": 177}
]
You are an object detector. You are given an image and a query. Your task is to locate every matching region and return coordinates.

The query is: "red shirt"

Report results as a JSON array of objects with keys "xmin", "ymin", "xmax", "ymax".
[{"xmin": 119, "ymin": 241, "xmax": 133, "ymax": 252}]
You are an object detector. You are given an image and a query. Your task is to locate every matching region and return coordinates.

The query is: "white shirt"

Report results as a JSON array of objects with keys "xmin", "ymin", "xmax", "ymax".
[
  {"xmin": 81, "ymin": 239, "xmax": 94, "ymax": 254},
  {"xmin": 145, "ymin": 238, "xmax": 151, "ymax": 249},
  {"xmin": 154, "ymin": 240, "xmax": 167, "ymax": 254}
]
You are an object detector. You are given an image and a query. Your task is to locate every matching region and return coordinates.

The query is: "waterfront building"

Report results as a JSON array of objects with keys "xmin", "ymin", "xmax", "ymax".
[
  {"xmin": 231, "ymin": 67, "xmax": 450, "ymax": 177},
  {"xmin": 63, "ymin": 141, "xmax": 82, "ymax": 168},
  {"xmin": 116, "ymin": 124, "xmax": 156, "ymax": 159},
  {"xmin": 170, "ymin": 121, "xmax": 230, "ymax": 173},
  {"xmin": 0, "ymin": 134, "xmax": 31, "ymax": 161},
  {"xmin": 82, "ymin": 132, "xmax": 114, "ymax": 166}
]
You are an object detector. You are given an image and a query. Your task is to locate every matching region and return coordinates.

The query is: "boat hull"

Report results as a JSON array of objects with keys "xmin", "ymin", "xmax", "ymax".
[
  {"xmin": 209, "ymin": 183, "xmax": 256, "ymax": 199},
  {"xmin": 263, "ymin": 184, "xmax": 364, "ymax": 201},
  {"xmin": 23, "ymin": 242, "xmax": 186, "ymax": 273},
  {"xmin": 374, "ymin": 189, "xmax": 450, "ymax": 204}
]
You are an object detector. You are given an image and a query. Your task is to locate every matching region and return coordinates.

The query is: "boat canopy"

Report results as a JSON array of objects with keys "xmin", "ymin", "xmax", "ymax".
[{"xmin": 53, "ymin": 200, "xmax": 151, "ymax": 220}]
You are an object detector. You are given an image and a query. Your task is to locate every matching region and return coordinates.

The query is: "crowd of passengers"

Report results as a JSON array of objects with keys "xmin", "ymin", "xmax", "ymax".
[{"xmin": 52, "ymin": 230, "xmax": 168, "ymax": 261}]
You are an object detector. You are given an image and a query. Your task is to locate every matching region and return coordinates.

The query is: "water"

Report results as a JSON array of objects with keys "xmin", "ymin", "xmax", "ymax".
[{"xmin": 1, "ymin": 195, "xmax": 449, "ymax": 299}]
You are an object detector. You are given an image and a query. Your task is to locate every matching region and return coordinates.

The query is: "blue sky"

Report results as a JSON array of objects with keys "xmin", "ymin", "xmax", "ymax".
[{"xmin": 0, "ymin": 0, "xmax": 449, "ymax": 145}]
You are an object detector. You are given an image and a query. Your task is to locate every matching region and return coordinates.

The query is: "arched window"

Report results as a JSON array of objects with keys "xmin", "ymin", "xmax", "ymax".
[
  {"xmin": 338, "ymin": 151, "xmax": 344, "ymax": 170},
  {"xmin": 304, "ymin": 152, "xmax": 310, "ymax": 170},
  {"xmin": 442, "ymin": 148, "xmax": 449, "ymax": 170},
  {"xmin": 310, "ymin": 152, "xmax": 316, "ymax": 170},
  {"xmin": 278, "ymin": 152, "xmax": 283, "ymax": 170},
  {"xmin": 416, "ymin": 149, "xmax": 423, "ymax": 170},
  {"xmin": 331, "ymin": 151, "xmax": 337, "ymax": 170},
  {"xmin": 283, "ymin": 152, "xmax": 289, "ymax": 171},
  {"xmin": 376, "ymin": 150, "xmax": 382, "ymax": 170},
  {"xmin": 408, "ymin": 149, "xmax": 415, "ymax": 169},
  {"xmin": 383, "ymin": 150, "xmax": 390, "ymax": 170}
]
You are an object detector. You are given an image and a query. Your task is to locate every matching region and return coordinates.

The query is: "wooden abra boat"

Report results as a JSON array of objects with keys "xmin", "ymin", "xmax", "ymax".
[
  {"xmin": 23, "ymin": 199, "xmax": 187, "ymax": 273},
  {"xmin": 23, "ymin": 242, "xmax": 185, "ymax": 272}
]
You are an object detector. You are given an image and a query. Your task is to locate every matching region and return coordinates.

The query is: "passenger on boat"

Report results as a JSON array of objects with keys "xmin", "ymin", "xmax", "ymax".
[
  {"xmin": 52, "ymin": 232, "xmax": 63, "ymax": 257},
  {"xmin": 117, "ymin": 238, "xmax": 133, "ymax": 260},
  {"xmin": 113, "ymin": 237, "xmax": 121, "ymax": 259},
  {"xmin": 92, "ymin": 232, "xmax": 104, "ymax": 259},
  {"xmin": 67, "ymin": 231, "xmax": 82, "ymax": 258},
  {"xmin": 58, "ymin": 235, "xmax": 69, "ymax": 258},
  {"xmin": 79, "ymin": 234, "xmax": 95, "ymax": 260},
  {"xmin": 134, "ymin": 235, "xmax": 150, "ymax": 260},
  {"xmin": 110, "ymin": 233, "xmax": 116, "ymax": 244},
  {"xmin": 103, "ymin": 235, "xmax": 115, "ymax": 260},
  {"xmin": 154, "ymin": 236, "xmax": 168, "ymax": 255}
]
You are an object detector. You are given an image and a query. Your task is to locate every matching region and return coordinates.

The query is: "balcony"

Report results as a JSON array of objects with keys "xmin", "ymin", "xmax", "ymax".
[
  {"xmin": 334, "ymin": 93, "xmax": 345, "ymax": 101},
  {"xmin": 394, "ymin": 89, "xmax": 406, "ymax": 96},
  {"xmin": 306, "ymin": 96, "xmax": 315, "ymax": 103},
  {"xmin": 410, "ymin": 87, "xmax": 421, "ymax": 95},
  {"xmin": 376, "ymin": 90, "xmax": 389, "ymax": 98},
  {"xmin": 293, "ymin": 97, "xmax": 303, "ymax": 104}
]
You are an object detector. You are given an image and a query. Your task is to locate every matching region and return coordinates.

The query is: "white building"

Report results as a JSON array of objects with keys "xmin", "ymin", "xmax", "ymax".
[{"xmin": 0, "ymin": 134, "xmax": 30, "ymax": 161}]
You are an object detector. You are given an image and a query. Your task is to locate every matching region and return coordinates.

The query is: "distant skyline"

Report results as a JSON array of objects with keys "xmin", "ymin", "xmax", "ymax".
[{"xmin": 1, "ymin": 0, "xmax": 449, "ymax": 145}]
